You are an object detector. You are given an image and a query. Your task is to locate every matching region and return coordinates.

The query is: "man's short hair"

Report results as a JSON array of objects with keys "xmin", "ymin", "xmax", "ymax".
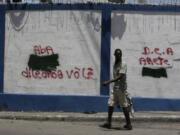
[{"xmin": 114, "ymin": 49, "xmax": 122, "ymax": 56}]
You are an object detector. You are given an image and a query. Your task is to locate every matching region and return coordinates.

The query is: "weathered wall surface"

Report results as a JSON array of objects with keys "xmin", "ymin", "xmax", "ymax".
[
  {"xmin": 0, "ymin": 4, "xmax": 180, "ymax": 111},
  {"xmin": 111, "ymin": 11, "xmax": 180, "ymax": 99},
  {"xmin": 4, "ymin": 10, "xmax": 101, "ymax": 95}
]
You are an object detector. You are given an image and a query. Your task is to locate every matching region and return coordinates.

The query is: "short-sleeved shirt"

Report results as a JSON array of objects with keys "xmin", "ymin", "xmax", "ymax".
[{"xmin": 113, "ymin": 62, "xmax": 127, "ymax": 91}]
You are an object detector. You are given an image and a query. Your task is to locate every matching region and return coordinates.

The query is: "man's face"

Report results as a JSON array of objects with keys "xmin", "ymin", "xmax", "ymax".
[{"xmin": 114, "ymin": 50, "xmax": 122, "ymax": 60}]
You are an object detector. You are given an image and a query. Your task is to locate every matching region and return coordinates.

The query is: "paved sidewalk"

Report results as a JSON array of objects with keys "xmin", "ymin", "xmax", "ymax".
[{"xmin": 0, "ymin": 111, "xmax": 180, "ymax": 122}]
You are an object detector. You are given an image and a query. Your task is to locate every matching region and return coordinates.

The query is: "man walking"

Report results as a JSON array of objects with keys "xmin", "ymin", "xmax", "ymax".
[{"xmin": 102, "ymin": 48, "xmax": 132, "ymax": 130}]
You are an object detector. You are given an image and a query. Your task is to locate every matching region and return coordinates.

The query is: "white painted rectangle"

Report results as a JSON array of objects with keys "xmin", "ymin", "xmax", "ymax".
[
  {"xmin": 4, "ymin": 10, "xmax": 102, "ymax": 95},
  {"xmin": 111, "ymin": 11, "xmax": 180, "ymax": 98}
]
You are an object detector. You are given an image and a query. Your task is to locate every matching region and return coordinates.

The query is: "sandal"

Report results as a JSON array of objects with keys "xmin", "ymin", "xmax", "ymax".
[
  {"xmin": 124, "ymin": 124, "xmax": 133, "ymax": 130},
  {"xmin": 100, "ymin": 123, "xmax": 111, "ymax": 129}
]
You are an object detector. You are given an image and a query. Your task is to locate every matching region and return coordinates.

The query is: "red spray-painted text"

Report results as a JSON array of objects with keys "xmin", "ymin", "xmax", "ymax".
[
  {"xmin": 21, "ymin": 67, "xmax": 97, "ymax": 80},
  {"xmin": 139, "ymin": 47, "xmax": 174, "ymax": 66}
]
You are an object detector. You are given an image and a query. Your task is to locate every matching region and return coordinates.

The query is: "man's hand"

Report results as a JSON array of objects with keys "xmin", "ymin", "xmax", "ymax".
[{"xmin": 103, "ymin": 81, "xmax": 110, "ymax": 86}]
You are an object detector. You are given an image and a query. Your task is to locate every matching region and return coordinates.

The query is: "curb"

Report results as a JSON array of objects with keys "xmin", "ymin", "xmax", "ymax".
[{"xmin": 0, "ymin": 114, "xmax": 180, "ymax": 122}]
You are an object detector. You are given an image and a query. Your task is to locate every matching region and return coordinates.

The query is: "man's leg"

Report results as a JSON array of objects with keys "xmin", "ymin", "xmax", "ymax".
[
  {"xmin": 107, "ymin": 106, "xmax": 114, "ymax": 126},
  {"xmin": 101, "ymin": 106, "xmax": 114, "ymax": 129},
  {"xmin": 101, "ymin": 89, "xmax": 115, "ymax": 129},
  {"xmin": 122, "ymin": 107, "xmax": 132, "ymax": 130}
]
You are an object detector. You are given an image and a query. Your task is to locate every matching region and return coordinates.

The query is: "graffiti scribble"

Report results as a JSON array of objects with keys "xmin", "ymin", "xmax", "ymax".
[
  {"xmin": 142, "ymin": 67, "xmax": 167, "ymax": 78},
  {"xmin": 28, "ymin": 54, "xmax": 59, "ymax": 72}
]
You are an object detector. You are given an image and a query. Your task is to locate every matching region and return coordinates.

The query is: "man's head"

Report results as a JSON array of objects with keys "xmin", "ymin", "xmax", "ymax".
[
  {"xmin": 114, "ymin": 49, "xmax": 122, "ymax": 63},
  {"xmin": 114, "ymin": 48, "xmax": 122, "ymax": 59}
]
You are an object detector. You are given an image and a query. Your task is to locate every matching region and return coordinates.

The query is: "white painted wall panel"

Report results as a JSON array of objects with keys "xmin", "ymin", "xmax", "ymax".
[
  {"xmin": 4, "ymin": 10, "xmax": 101, "ymax": 95},
  {"xmin": 111, "ymin": 11, "xmax": 180, "ymax": 98}
]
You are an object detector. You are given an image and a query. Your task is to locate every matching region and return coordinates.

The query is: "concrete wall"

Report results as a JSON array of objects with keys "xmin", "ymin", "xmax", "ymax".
[
  {"xmin": 0, "ymin": 4, "xmax": 180, "ymax": 111},
  {"xmin": 110, "ymin": 11, "xmax": 180, "ymax": 99}
]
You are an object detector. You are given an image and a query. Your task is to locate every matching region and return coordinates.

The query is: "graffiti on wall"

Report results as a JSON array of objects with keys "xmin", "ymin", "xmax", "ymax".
[
  {"xmin": 4, "ymin": 10, "xmax": 101, "ymax": 95},
  {"xmin": 139, "ymin": 47, "xmax": 174, "ymax": 66},
  {"xmin": 28, "ymin": 45, "xmax": 58, "ymax": 72},
  {"xmin": 21, "ymin": 45, "xmax": 97, "ymax": 80},
  {"xmin": 139, "ymin": 46, "xmax": 174, "ymax": 78},
  {"xmin": 21, "ymin": 67, "xmax": 97, "ymax": 80}
]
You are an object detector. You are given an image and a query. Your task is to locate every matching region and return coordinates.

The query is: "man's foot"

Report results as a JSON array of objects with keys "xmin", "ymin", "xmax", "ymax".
[
  {"xmin": 100, "ymin": 123, "xmax": 111, "ymax": 129},
  {"xmin": 123, "ymin": 124, "xmax": 133, "ymax": 130}
]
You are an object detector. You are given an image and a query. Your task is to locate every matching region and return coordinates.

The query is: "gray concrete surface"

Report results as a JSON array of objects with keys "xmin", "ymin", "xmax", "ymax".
[
  {"xmin": 0, "ymin": 119, "xmax": 180, "ymax": 135},
  {"xmin": 0, "ymin": 111, "xmax": 180, "ymax": 122}
]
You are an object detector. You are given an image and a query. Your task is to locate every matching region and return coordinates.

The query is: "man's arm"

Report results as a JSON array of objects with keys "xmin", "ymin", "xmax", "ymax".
[{"xmin": 103, "ymin": 73, "xmax": 122, "ymax": 86}]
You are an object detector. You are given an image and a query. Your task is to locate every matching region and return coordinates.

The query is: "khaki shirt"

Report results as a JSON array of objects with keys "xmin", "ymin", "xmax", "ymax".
[{"xmin": 113, "ymin": 62, "xmax": 127, "ymax": 91}]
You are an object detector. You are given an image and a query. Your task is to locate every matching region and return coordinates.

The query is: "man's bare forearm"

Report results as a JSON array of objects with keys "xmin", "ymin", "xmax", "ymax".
[{"xmin": 103, "ymin": 74, "xmax": 122, "ymax": 86}]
